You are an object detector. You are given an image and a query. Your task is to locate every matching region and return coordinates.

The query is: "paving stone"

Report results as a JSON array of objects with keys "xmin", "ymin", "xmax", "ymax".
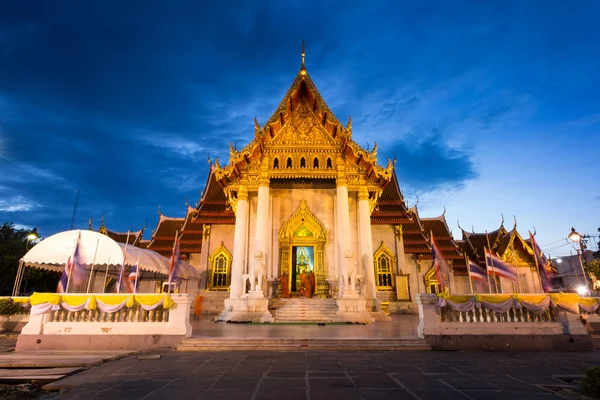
[
  {"xmin": 441, "ymin": 378, "xmax": 498, "ymax": 391},
  {"xmin": 308, "ymin": 377, "xmax": 355, "ymax": 389},
  {"xmin": 145, "ymin": 388, "xmax": 201, "ymax": 400},
  {"xmin": 197, "ymin": 389, "xmax": 254, "ymax": 400},
  {"xmin": 267, "ymin": 371, "xmax": 306, "ymax": 378},
  {"xmin": 409, "ymin": 389, "xmax": 468, "ymax": 399},
  {"xmin": 352, "ymin": 375, "xmax": 401, "ymax": 389},
  {"xmin": 162, "ymin": 377, "xmax": 217, "ymax": 390},
  {"xmin": 358, "ymin": 388, "xmax": 414, "ymax": 400},
  {"xmin": 309, "ymin": 388, "xmax": 362, "ymax": 400},
  {"xmin": 308, "ymin": 371, "xmax": 347, "ymax": 378},
  {"xmin": 255, "ymin": 388, "xmax": 307, "ymax": 400},
  {"xmin": 457, "ymin": 390, "xmax": 508, "ymax": 400},
  {"xmin": 260, "ymin": 378, "xmax": 306, "ymax": 389},
  {"xmin": 113, "ymin": 378, "xmax": 171, "ymax": 391},
  {"xmin": 98, "ymin": 389, "xmax": 151, "ymax": 399},
  {"xmin": 212, "ymin": 378, "xmax": 258, "ymax": 389}
]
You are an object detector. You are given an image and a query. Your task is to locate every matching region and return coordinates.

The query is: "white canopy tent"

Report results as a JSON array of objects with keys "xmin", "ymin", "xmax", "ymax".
[{"xmin": 15, "ymin": 230, "xmax": 199, "ymax": 295}]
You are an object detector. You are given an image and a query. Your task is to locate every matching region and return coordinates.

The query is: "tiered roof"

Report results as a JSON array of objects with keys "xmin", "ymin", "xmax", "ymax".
[
  {"xmin": 421, "ymin": 213, "xmax": 466, "ymax": 274},
  {"xmin": 89, "ymin": 215, "xmax": 146, "ymax": 246},
  {"xmin": 371, "ymin": 171, "xmax": 411, "ymax": 225},
  {"xmin": 195, "ymin": 166, "xmax": 235, "ymax": 225},
  {"xmin": 147, "ymin": 212, "xmax": 185, "ymax": 257},
  {"xmin": 402, "ymin": 206, "xmax": 431, "ymax": 256}
]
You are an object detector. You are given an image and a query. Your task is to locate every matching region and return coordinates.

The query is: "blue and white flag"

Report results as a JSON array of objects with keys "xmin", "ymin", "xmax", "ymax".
[
  {"xmin": 485, "ymin": 249, "xmax": 518, "ymax": 281},
  {"xmin": 468, "ymin": 258, "xmax": 487, "ymax": 281}
]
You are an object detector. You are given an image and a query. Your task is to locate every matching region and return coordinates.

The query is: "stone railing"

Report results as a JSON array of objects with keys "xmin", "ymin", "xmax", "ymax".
[
  {"xmin": 16, "ymin": 293, "xmax": 192, "ymax": 351},
  {"xmin": 440, "ymin": 304, "xmax": 556, "ymax": 324},
  {"xmin": 417, "ymin": 293, "xmax": 588, "ymax": 340},
  {"xmin": 47, "ymin": 305, "xmax": 169, "ymax": 324}
]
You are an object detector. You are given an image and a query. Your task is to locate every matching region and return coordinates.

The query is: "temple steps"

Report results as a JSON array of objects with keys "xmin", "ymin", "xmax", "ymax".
[
  {"xmin": 177, "ymin": 338, "xmax": 431, "ymax": 351},
  {"xmin": 269, "ymin": 298, "xmax": 338, "ymax": 323}
]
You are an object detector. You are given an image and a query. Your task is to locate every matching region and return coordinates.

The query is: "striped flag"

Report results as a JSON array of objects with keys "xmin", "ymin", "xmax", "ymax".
[
  {"xmin": 127, "ymin": 257, "xmax": 140, "ymax": 294},
  {"xmin": 468, "ymin": 258, "xmax": 487, "ymax": 281},
  {"xmin": 529, "ymin": 231, "xmax": 555, "ymax": 292},
  {"xmin": 431, "ymin": 236, "xmax": 450, "ymax": 291},
  {"xmin": 168, "ymin": 231, "xmax": 181, "ymax": 292},
  {"xmin": 57, "ymin": 231, "xmax": 84, "ymax": 293},
  {"xmin": 485, "ymin": 249, "xmax": 518, "ymax": 281}
]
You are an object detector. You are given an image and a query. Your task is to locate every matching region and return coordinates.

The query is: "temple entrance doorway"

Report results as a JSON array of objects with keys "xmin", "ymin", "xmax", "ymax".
[
  {"xmin": 290, "ymin": 246, "xmax": 315, "ymax": 294},
  {"xmin": 278, "ymin": 200, "xmax": 328, "ymax": 298}
]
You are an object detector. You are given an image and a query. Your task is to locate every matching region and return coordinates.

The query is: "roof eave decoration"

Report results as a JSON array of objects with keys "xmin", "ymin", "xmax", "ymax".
[{"xmin": 214, "ymin": 42, "xmax": 392, "ymax": 191}]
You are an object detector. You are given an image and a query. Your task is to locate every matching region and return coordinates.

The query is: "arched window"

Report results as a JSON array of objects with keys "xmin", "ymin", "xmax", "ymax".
[
  {"xmin": 313, "ymin": 157, "xmax": 319, "ymax": 168},
  {"xmin": 273, "ymin": 158, "xmax": 279, "ymax": 169},
  {"xmin": 286, "ymin": 157, "xmax": 293, "ymax": 168},
  {"xmin": 207, "ymin": 242, "xmax": 232, "ymax": 291},
  {"xmin": 373, "ymin": 242, "xmax": 396, "ymax": 291},
  {"xmin": 326, "ymin": 158, "xmax": 332, "ymax": 169},
  {"xmin": 300, "ymin": 157, "xmax": 306, "ymax": 168}
]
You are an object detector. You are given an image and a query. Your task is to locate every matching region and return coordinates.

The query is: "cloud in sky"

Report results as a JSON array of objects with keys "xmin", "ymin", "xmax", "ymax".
[{"xmin": 0, "ymin": 1, "xmax": 599, "ymax": 248}]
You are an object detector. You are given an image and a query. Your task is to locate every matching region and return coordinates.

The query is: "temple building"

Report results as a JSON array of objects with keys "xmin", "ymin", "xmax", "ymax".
[{"xmin": 91, "ymin": 45, "xmax": 547, "ymax": 321}]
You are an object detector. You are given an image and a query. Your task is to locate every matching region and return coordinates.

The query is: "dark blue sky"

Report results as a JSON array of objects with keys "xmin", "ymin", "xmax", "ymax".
[{"xmin": 1, "ymin": 1, "xmax": 599, "ymax": 254}]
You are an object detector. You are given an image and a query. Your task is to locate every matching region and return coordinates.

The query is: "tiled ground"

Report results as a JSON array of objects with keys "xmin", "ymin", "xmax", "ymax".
[{"xmin": 52, "ymin": 349, "xmax": 599, "ymax": 399}]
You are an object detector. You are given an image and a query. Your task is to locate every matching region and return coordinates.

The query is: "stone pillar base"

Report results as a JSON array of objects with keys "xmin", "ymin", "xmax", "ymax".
[
  {"xmin": 217, "ymin": 298, "xmax": 274, "ymax": 323},
  {"xmin": 366, "ymin": 298, "xmax": 392, "ymax": 322},
  {"xmin": 334, "ymin": 296, "xmax": 374, "ymax": 324}
]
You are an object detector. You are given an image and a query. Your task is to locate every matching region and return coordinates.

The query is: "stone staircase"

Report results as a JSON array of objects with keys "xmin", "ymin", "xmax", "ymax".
[
  {"xmin": 198, "ymin": 291, "xmax": 229, "ymax": 316},
  {"xmin": 177, "ymin": 337, "xmax": 431, "ymax": 351},
  {"xmin": 269, "ymin": 298, "xmax": 338, "ymax": 323}
]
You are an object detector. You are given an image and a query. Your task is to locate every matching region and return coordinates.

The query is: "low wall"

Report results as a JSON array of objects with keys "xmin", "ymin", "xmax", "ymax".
[
  {"xmin": 417, "ymin": 293, "xmax": 593, "ymax": 351},
  {"xmin": 16, "ymin": 293, "xmax": 192, "ymax": 352}
]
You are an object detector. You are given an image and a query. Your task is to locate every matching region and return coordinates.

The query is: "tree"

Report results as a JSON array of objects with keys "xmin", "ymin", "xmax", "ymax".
[{"xmin": 0, "ymin": 223, "xmax": 58, "ymax": 295}]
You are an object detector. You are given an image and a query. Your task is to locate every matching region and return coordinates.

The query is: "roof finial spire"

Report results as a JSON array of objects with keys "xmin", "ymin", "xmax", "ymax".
[{"xmin": 300, "ymin": 39, "xmax": 307, "ymax": 77}]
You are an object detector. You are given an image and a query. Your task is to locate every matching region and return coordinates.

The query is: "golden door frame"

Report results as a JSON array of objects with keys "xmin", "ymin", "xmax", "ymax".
[{"xmin": 278, "ymin": 200, "xmax": 328, "ymax": 297}]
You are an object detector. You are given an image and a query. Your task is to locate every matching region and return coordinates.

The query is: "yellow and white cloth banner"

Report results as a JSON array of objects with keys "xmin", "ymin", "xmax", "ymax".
[
  {"xmin": 437, "ymin": 293, "xmax": 592, "ymax": 315},
  {"xmin": 28, "ymin": 293, "xmax": 173, "ymax": 316}
]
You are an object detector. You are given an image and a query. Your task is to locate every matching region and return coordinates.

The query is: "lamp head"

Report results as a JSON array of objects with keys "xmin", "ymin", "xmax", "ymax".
[
  {"xmin": 27, "ymin": 227, "xmax": 39, "ymax": 241},
  {"xmin": 568, "ymin": 227, "xmax": 582, "ymax": 243}
]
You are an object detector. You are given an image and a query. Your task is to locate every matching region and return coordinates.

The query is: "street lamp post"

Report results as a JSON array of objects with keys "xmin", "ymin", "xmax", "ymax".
[{"xmin": 568, "ymin": 227, "xmax": 590, "ymax": 295}]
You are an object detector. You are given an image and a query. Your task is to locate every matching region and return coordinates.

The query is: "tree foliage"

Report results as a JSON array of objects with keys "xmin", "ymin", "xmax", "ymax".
[{"xmin": 0, "ymin": 222, "xmax": 58, "ymax": 296}]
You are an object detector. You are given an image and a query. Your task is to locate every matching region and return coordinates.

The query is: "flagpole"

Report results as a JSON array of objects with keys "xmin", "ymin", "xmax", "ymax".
[
  {"xmin": 134, "ymin": 254, "xmax": 140, "ymax": 294},
  {"xmin": 529, "ymin": 231, "xmax": 545, "ymax": 294},
  {"xmin": 510, "ymin": 236, "xmax": 520, "ymax": 293},
  {"xmin": 465, "ymin": 254, "xmax": 474, "ymax": 294},
  {"xmin": 118, "ymin": 231, "xmax": 131, "ymax": 294},
  {"xmin": 168, "ymin": 230, "xmax": 179, "ymax": 294},
  {"xmin": 65, "ymin": 230, "xmax": 81, "ymax": 293},
  {"xmin": 485, "ymin": 231, "xmax": 499, "ymax": 293},
  {"xmin": 103, "ymin": 256, "xmax": 111, "ymax": 293},
  {"xmin": 86, "ymin": 238, "xmax": 100, "ymax": 293}
]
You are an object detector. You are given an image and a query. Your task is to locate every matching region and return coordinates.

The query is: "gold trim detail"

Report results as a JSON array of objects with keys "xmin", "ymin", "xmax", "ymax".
[
  {"xmin": 207, "ymin": 241, "xmax": 232, "ymax": 291},
  {"xmin": 373, "ymin": 241, "xmax": 396, "ymax": 291}
]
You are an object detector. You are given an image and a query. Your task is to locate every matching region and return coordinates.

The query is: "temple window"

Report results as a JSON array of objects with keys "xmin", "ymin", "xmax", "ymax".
[
  {"xmin": 273, "ymin": 157, "xmax": 279, "ymax": 169},
  {"xmin": 208, "ymin": 242, "xmax": 232, "ymax": 291},
  {"xmin": 286, "ymin": 157, "xmax": 293, "ymax": 168},
  {"xmin": 300, "ymin": 157, "xmax": 306, "ymax": 168},
  {"xmin": 326, "ymin": 158, "xmax": 332, "ymax": 169},
  {"xmin": 373, "ymin": 242, "xmax": 395, "ymax": 291},
  {"xmin": 313, "ymin": 157, "xmax": 319, "ymax": 168}
]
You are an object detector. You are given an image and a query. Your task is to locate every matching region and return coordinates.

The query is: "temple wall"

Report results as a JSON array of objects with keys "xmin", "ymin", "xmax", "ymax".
[
  {"xmin": 249, "ymin": 188, "xmax": 348, "ymax": 290},
  {"xmin": 450, "ymin": 275, "xmax": 471, "ymax": 294},
  {"xmin": 200, "ymin": 224, "xmax": 235, "ymax": 291}
]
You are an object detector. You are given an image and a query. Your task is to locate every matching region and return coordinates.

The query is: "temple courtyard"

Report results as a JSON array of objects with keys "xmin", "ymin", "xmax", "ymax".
[{"xmin": 39, "ymin": 346, "xmax": 600, "ymax": 400}]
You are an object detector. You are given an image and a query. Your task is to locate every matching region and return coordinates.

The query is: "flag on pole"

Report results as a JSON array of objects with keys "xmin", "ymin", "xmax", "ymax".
[
  {"xmin": 431, "ymin": 235, "xmax": 450, "ymax": 291},
  {"xmin": 127, "ymin": 264, "xmax": 140, "ymax": 293},
  {"xmin": 529, "ymin": 231, "xmax": 555, "ymax": 292},
  {"xmin": 57, "ymin": 256, "xmax": 72, "ymax": 293},
  {"xmin": 168, "ymin": 231, "xmax": 181, "ymax": 292},
  {"xmin": 57, "ymin": 231, "xmax": 84, "ymax": 293},
  {"xmin": 468, "ymin": 258, "xmax": 487, "ymax": 281},
  {"xmin": 485, "ymin": 249, "xmax": 518, "ymax": 281}
]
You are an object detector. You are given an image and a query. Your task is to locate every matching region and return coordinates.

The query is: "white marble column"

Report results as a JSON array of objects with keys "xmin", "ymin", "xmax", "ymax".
[
  {"xmin": 358, "ymin": 186, "xmax": 377, "ymax": 299},
  {"xmin": 230, "ymin": 186, "xmax": 249, "ymax": 299},
  {"xmin": 336, "ymin": 186, "xmax": 352, "ymax": 264}
]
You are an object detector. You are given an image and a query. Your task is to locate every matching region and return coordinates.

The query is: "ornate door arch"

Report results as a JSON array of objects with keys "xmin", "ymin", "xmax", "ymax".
[{"xmin": 278, "ymin": 200, "xmax": 328, "ymax": 297}]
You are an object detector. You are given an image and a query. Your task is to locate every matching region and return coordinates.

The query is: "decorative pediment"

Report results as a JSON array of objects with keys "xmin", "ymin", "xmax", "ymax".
[
  {"xmin": 278, "ymin": 200, "xmax": 327, "ymax": 242},
  {"xmin": 268, "ymin": 100, "xmax": 338, "ymax": 147}
]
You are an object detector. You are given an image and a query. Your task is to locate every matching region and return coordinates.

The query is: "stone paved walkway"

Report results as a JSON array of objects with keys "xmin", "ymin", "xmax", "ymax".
[{"xmin": 50, "ymin": 349, "xmax": 600, "ymax": 399}]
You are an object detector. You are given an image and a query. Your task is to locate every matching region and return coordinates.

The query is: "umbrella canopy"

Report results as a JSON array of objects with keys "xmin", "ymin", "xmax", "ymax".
[{"xmin": 21, "ymin": 229, "xmax": 199, "ymax": 279}]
